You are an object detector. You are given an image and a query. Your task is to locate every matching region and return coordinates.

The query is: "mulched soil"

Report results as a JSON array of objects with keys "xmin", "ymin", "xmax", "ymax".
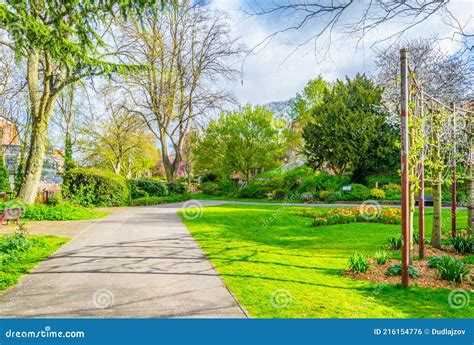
[{"xmin": 344, "ymin": 245, "xmax": 473, "ymax": 291}]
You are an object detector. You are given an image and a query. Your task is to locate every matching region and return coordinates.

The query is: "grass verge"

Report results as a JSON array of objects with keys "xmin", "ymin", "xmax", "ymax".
[
  {"xmin": 179, "ymin": 204, "xmax": 472, "ymax": 318},
  {"xmin": 0, "ymin": 234, "xmax": 69, "ymax": 291}
]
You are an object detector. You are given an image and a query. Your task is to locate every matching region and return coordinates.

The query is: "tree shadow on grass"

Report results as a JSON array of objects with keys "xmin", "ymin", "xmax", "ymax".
[{"xmin": 359, "ymin": 283, "xmax": 473, "ymax": 318}]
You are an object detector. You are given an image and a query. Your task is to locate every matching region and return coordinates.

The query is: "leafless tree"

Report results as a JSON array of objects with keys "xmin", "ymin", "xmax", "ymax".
[
  {"xmin": 248, "ymin": 1, "xmax": 472, "ymax": 56},
  {"xmin": 112, "ymin": 1, "xmax": 243, "ymax": 182},
  {"xmin": 375, "ymin": 37, "xmax": 473, "ymax": 117}
]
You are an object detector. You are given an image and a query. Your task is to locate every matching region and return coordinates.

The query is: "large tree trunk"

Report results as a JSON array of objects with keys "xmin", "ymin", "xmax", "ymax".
[
  {"xmin": 467, "ymin": 116, "xmax": 474, "ymax": 229},
  {"xmin": 19, "ymin": 51, "xmax": 58, "ymax": 204},
  {"xmin": 19, "ymin": 105, "xmax": 54, "ymax": 204},
  {"xmin": 159, "ymin": 130, "xmax": 179, "ymax": 183}
]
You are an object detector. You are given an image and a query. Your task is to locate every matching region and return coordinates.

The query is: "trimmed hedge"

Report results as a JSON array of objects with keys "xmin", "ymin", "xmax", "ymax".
[
  {"xmin": 129, "ymin": 179, "xmax": 169, "ymax": 199},
  {"xmin": 62, "ymin": 168, "xmax": 131, "ymax": 207}
]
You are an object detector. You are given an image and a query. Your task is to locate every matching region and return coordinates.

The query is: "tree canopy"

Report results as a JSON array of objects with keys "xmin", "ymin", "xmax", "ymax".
[
  {"xmin": 303, "ymin": 74, "xmax": 399, "ymax": 181},
  {"xmin": 195, "ymin": 105, "xmax": 289, "ymax": 181}
]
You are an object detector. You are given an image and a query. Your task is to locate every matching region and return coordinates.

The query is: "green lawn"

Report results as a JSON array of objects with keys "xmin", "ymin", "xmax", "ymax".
[
  {"xmin": 180, "ymin": 204, "xmax": 473, "ymax": 318},
  {"xmin": 0, "ymin": 234, "xmax": 69, "ymax": 291}
]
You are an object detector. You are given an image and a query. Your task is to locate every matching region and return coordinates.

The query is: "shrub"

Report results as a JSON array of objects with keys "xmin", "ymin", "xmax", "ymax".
[
  {"xmin": 387, "ymin": 237, "xmax": 402, "ymax": 250},
  {"xmin": 46, "ymin": 196, "xmax": 61, "ymax": 206},
  {"xmin": 382, "ymin": 183, "xmax": 401, "ymax": 194},
  {"xmin": 366, "ymin": 175, "xmax": 399, "ymax": 186},
  {"xmin": 237, "ymin": 182, "xmax": 272, "ymax": 199},
  {"xmin": 62, "ymin": 168, "xmax": 130, "ymax": 207},
  {"xmin": 386, "ymin": 264, "xmax": 419, "ymax": 278},
  {"xmin": 370, "ymin": 188, "xmax": 385, "ymax": 199},
  {"xmin": 281, "ymin": 166, "xmax": 312, "ymax": 190},
  {"xmin": 428, "ymin": 256, "xmax": 442, "ymax": 268},
  {"xmin": 437, "ymin": 256, "xmax": 471, "ymax": 283},
  {"xmin": 298, "ymin": 172, "xmax": 349, "ymax": 194},
  {"xmin": 318, "ymin": 191, "xmax": 333, "ymax": 201},
  {"xmin": 166, "ymin": 183, "xmax": 186, "ymax": 195},
  {"xmin": 444, "ymin": 234, "xmax": 473, "ymax": 254},
  {"xmin": 0, "ymin": 233, "xmax": 31, "ymax": 254},
  {"xmin": 130, "ymin": 194, "xmax": 191, "ymax": 206},
  {"xmin": 348, "ymin": 253, "xmax": 369, "ymax": 273},
  {"xmin": 374, "ymin": 250, "xmax": 389, "ymax": 265},
  {"xmin": 21, "ymin": 203, "xmax": 108, "ymax": 221},
  {"xmin": 129, "ymin": 179, "xmax": 168, "ymax": 199},
  {"xmin": 200, "ymin": 182, "xmax": 219, "ymax": 195},
  {"xmin": 300, "ymin": 192, "xmax": 314, "ymax": 203},
  {"xmin": 216, "ymin": 180, "xmax": 238, "ymax": 196},
  {"xmin": 270, "ymin": 189, "xmax": 287, "ymax": 200},
  {"xmin": 342, "ymin": 184, "xmax": 370, "ymax": 201}
]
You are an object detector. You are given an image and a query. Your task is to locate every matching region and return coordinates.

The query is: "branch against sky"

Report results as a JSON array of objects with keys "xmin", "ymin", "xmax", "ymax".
[
  {"xmin": 111, "ymin": 1, "xmax": 244, "ymax": 182},
  {"xmin": 246, "ymin": 0, "xmax": 473, "ymax": 57}
]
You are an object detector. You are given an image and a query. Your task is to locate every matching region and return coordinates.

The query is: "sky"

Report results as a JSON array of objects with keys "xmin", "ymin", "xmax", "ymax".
[{"xmin": 210, "ymin": 0, "xmax": 474, "ymax": 105}]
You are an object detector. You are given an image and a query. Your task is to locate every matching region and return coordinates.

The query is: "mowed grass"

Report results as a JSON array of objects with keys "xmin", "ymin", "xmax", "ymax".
[
  {"xmin": 0, "ymin": 235, "xmax": 69, "ymax": 291},
  {"xmin": 180, "ymin": 204, "xmax": 473, "ymax": 318}
]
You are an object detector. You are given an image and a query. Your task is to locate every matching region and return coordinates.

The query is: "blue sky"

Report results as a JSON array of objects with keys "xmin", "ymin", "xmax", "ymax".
[{"xmin": 210, "ymin": 0, "xmax": 473, "ymax": 105}]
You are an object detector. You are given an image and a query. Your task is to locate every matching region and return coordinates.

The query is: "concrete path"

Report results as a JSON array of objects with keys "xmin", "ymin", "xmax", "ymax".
[{"xmin": 0, "ymin": 203, "xmax": 247, "ymax": 318}]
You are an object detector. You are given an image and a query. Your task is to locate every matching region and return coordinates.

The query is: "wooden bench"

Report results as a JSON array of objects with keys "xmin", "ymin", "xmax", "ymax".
[
  {"xmin": 0, "ymin": 207, "xmax": 24, "ymax": 226},
  {"xmin": 415, "ymin": 195, "xmax": 434, "ymax": 207}
]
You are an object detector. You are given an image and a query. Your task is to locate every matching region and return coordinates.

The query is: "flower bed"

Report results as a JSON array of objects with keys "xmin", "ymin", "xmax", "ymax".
[{"xmin": 292, "ymin": 207, "xmax": 401, "ymax": 226}]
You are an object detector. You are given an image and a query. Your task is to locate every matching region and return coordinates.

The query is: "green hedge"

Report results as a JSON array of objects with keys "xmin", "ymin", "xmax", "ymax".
[
  {"xmin": 129, "ymin": 179, "xmax": 169, "ymax": 199},
  {"xmin": 62, "ymin": 168, "xmax": 131, "ymax": 207},
  {"xmin": 130, "ymin": 194, "xmax": 191, "ymax": 206}
]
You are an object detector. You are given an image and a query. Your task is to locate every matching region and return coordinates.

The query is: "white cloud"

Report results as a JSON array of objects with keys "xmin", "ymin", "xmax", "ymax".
[{"xmin": 211, "ymin": 0, "xmax": 473, "ymax": 106}]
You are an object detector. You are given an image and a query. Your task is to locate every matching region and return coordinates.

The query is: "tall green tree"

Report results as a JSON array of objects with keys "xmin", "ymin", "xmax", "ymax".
[
  {"xmin": 195, "ymin": 105, "xmax": 288, "ymax": 181},
  {"xmin": 303, "ymin": 74, "xmax": 398, "ymax": 180},
  {"xmin": 0, "ymin": 0, "xmax": 172, "ymax": 203}
]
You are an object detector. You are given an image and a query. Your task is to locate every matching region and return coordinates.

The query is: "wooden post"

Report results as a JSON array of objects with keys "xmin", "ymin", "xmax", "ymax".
[
  {"xmin": 451, "ymin": 103, "xmax": 457, "ymax": 237},
  {"xmin": 468, "ymin": 113, "xmax": 474, "ymax": 230},
  {"xmin": 418, "ymin": 90, "xmax": 425, "ymax": 259},
  {"xmin": 400, "ymin": 48, "xmax": 410, "ymax": 287}
]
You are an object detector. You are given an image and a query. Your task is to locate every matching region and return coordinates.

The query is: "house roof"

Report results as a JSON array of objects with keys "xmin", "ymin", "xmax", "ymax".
[{"xmin": 0, "ymin": 118, "xmax": 20, "ymax": 146}]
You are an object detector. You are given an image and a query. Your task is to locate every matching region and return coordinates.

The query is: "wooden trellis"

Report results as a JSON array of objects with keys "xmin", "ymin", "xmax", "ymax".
[{"xmin": 399, "ymin": 48, "xmax": 473, "ymax": 287}]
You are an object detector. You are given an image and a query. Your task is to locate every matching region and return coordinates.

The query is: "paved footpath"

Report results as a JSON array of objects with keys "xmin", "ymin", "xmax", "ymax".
[{"xmin": 0, "ymin": 203, "xmax": 247, "ymax": 318}]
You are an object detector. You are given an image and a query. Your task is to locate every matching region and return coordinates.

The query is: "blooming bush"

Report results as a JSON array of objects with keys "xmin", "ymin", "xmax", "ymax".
[{"xmin": 370, "ymin": 188, "xmax": 385, "ymax": 199}]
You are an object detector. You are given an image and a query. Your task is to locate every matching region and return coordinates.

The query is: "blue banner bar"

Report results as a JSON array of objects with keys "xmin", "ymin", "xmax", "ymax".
[{"xmin": 0, "ymin": 319, "xmax": 471, "ymax": 345}]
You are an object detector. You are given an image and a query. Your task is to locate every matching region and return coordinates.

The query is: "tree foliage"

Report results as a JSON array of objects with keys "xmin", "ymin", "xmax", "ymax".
[
  {"xmin": 0, "ymin": 0, "xmax": 174, "ymax": 203},
  {"xmin": 303, "ymin": 74, "xmax": 399, "ymax": 180},
  {"xmin": 80, "ymin": 103, "xmax": 157, "ymax": 179},
  {"xmin": 195, "ymin": 105, "xmax": 289, "ymax": 181}
]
